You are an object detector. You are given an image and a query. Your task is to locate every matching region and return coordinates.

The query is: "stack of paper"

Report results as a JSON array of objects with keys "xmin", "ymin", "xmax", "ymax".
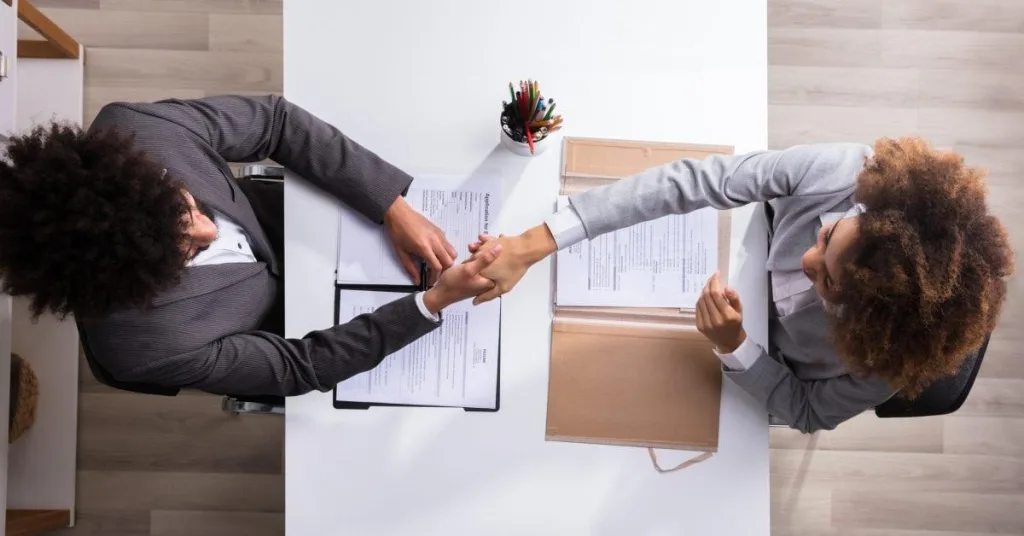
[
  {"xmin": 332, "ymin": 173, "xmax": 503, "ymax": 411},
  {"xmin": 336, "ymin": 174, "xmax": 500, "ymax": 286},
  {"xmin": 334, "ymin": 290, "xmax": 501, "ymax": 409},
  {"xmin": 554, "ymin": 197, "xmax": 719, "ymax": 309}
]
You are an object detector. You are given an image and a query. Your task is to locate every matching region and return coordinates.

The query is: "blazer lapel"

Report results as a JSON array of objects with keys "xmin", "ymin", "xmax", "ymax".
[{"xmin": 172, "ymin": 163, "xmax": 280, "ymax": 276}]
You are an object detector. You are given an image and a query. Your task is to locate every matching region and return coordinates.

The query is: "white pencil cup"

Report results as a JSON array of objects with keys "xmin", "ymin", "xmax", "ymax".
[{"xmin": 499, "ymin": 124, "xmax": 551, "ymax": 157}]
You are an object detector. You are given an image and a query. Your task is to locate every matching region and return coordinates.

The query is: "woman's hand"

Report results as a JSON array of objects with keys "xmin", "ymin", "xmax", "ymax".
[
  {"xmin": 422, "ymin": 244, "xmax": 503, "ymax": 314},
  {"xmin": 695, "ymin": 272, "xmax": 746, "ymax": 353},
  {"xmin": 384, "ymin": 196, "xmax": 457, "ymax": 284},
  {"xmin": 466, "ymin": 225, "xmax": 556, "ymax": 305}
]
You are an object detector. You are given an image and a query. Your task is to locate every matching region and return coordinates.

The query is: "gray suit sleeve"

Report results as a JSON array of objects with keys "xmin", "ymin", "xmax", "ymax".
[
  {"xmin": 569, "ymin": 143, "xmax": 872, "ymax": 239},
  {"xmin": 93, "ymin": 294, "xmax": 440, "ymax": 397},
  {"xmin": 727, "ymin": 343, "xmax": 896, "ymax": 433},
  {"xmin": 129, "ymin": 94, "xmax": 413, "ymax": 223}
]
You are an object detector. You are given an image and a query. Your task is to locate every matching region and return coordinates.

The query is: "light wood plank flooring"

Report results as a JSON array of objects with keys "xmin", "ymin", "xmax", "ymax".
[
  {"xmin": 769, "ymin": 1, "xmax": 1024, "ymax": 534},
  {"xmin": 21, "ymin": 0, "xmax": 1023, "ymax": 534}
]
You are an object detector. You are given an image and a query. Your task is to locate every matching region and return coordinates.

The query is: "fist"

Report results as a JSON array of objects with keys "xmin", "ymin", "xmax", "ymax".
[{"xmin": 695, "ymin": 272, "xmax": 746, "ymax": 354}]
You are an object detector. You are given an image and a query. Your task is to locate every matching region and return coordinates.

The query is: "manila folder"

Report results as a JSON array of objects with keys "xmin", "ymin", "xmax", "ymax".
[{"xmin": 546, "ymin": 321, "xmax": 722, "ymax": 451}]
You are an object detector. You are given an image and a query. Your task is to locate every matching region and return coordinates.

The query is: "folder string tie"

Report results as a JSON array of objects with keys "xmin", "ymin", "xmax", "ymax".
[{"xmin": 647, "ymin": 448, "xmax": 714, "ymax": 473}]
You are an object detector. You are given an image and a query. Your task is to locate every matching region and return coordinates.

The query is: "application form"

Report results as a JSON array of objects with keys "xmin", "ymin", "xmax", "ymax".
[
  {"xmin": 336, "ymin": 174, "xmax": 500, "ymax": 286},
  {"xmin": 555, "ymin": 197, "xmax": 719, "ymax": 309},
  {"xmin": 334, "ymin": 290, "xmax": 501, "ymax": 409}
]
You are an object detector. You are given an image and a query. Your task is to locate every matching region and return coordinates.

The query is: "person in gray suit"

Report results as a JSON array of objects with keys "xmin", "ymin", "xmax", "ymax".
[
  {"xmin": 0, "ymin": 95, "xmax": 502, "ymax": 397},
  {"xmin": 466, "ymin": 137, "xmax": 1013, "ymax": 433}
]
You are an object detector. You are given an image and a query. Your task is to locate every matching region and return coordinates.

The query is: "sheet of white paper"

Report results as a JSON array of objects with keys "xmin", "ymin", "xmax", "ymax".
[
  {"xmin": 336, "ymin": 174, "xmax": 500, "ymax": 285},
  {"xmin": 555, "ymin": 196, "xmax": 719, "ymax": 308},
  {"xmin": 334, "ymin": 290, "xmax": 501, "ymax": 409}
]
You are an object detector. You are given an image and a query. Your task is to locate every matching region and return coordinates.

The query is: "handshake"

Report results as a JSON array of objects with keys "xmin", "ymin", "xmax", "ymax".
[
  {"xmin": 419, "ymin": 226, "xmax": 557, "ymax": 315},
  {"xmin": 384, "ymin": 197, "xmax": 746, "ymax": 354},
  {"xmin": 385, "ymin": 195, "xmax": 557, "ymax": 315}
]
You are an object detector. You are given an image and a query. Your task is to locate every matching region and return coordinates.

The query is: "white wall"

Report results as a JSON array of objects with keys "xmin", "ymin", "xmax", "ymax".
[
  {"xmin": 6, "ymin": 45, "xmax": 84, "ymax": 518},
  {"xmin": 15, "ymin": 56, "xmax": 83, "ymax": 128},
  {"xmin": 0, "ymin": 2, "xmax": 17, "ymax": 529},
  {"xmin": 0, "ymin": 0, "xmax": 16, "ymax": 136}
]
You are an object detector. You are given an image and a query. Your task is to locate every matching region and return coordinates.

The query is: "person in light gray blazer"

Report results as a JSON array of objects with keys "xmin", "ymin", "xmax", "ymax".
[
  {"xmin": 0, "ymin": 95, "xmax": 501, "ymax": 397},
  {"xmin": 467, "ymin": 138, "xmax": 1013, "ymax": 433}
]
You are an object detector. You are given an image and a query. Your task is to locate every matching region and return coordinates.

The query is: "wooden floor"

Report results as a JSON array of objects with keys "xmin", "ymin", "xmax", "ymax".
[{"xmin": 23, "ymin": 0, "xmax": 1023, "ymax": 534}]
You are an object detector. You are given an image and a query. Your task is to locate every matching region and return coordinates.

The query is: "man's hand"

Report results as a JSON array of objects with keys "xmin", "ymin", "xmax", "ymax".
[
  {"xmin": 384, "ymin": 196, "xmax": 457, "ymax": 284},
  {"xmin": 466, "ymin": 224, "xmax": 557, "ymax": 305},
  {"xmin": 422, "ymin": 244, "xmax": 503, "ymax": 314},
  {"xmin": 695, "ymin": 272, "xmax": 747, "ymax": 353}
]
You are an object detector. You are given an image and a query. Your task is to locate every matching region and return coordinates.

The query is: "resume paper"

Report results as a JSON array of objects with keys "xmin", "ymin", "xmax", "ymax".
[
  {"xmin": 333, "ymin": 290, "xmax": 500, "ymax": 409},
  {"xmin": 555, "ymin": 197, "xmax": 719, "ymax": 309},
  {"xmin": 336, "ymin": 174, "xmax": 500, "ymax": 286}
]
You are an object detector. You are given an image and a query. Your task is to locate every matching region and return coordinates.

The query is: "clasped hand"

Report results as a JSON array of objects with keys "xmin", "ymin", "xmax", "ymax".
[{"xmin": 384, "ymin": 197, "xmax": 505, "ymax": 311}]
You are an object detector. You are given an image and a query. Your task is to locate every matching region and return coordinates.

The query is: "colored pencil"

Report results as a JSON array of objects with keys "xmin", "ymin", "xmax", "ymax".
[
  {"xmin": 542, "ymin": 102, "xmax": 557, "ymax": 121},
  {"xmin": 504, "ymin": 80, "xmax": 563, "ymax": 151}
]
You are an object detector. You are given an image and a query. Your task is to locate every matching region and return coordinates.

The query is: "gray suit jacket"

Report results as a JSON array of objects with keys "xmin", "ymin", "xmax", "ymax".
[
  {"xmin": 81, "ymin": 95, "xmax": 439, "ymax": 397},
  {"xmin": 568, "ymin": 143, "xmax": 897, "ymax": 433}
]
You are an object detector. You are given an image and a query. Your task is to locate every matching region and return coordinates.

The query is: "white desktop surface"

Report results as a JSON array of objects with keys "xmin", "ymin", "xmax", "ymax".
[{"xmin": 284, "ymin": 1, "xmax": 769, "ymax": 534}]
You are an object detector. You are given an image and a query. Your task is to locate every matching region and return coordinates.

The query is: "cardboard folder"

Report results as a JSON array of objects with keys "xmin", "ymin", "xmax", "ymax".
[{"xmin": 545, "ymin": 137, "xmax": 734, "ymax": 452}]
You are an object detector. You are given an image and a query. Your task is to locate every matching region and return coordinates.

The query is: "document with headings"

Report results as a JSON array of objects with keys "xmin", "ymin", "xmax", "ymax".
[
  {"xmin": 333, "ymin": 290, "xmax": 501, "ymax": 409},
  {"xmin": 336, "ymin": 174, "xmax": 500, "ymax": 286},
  {"xmin": 555, "ymin": 197, "xmax": 719, "ymax": 309}
]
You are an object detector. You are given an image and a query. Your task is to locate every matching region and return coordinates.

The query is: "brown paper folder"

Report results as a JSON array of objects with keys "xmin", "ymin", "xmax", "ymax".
[{"xmin": 545, "ymin": 137, "xmax": 735, "ymax": 453}]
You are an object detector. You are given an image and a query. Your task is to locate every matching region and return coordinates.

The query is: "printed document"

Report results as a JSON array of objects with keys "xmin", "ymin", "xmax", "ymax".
[
  {"xmin": 336, "ymin": 174, "xmax": 500, "ymax": 285},
  {"xmin": 334, "ymin": 290, "xmax": 500, "ymax": 409},
  {"xmin": 555, "ymin": 197, "xmax": 719, "ymax": 309}
]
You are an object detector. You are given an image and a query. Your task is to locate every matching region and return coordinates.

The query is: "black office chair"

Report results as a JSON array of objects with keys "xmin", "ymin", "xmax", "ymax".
[
  {"xmin": 767, "ymin": 333, "xmax": 991, "ymax": 428},
  {"xmin": 874, "ymin": 333, "xmax": 990, "ymax": 418},
  {"xmin": 73, "ymin": 164, "xmax": 289, "ymax": 417}
]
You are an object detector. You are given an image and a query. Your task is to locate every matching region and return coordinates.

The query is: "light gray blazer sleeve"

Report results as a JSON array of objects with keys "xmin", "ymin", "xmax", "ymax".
[
  {"xmin": 727, "ymin": 342, "xmax": 896, "ymax": 433},
  {"xmin": 568, "ymin": 143, "xmax": 872, "ymax": 239}
]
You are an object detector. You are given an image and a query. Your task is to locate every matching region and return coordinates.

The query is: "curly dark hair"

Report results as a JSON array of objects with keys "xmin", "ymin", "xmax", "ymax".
[
  {"xmin": 0, "ymin": 122, "xmax": 191, "ymax": 319},
  {"xmin": 830, "ymin": 137, "xmax": 1014, "ymax": 397}
]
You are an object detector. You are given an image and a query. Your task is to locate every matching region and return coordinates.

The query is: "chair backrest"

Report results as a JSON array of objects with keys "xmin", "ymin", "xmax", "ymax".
[
  {"xmin": 235, "ymin": 164, "xmax": 284, "ymax": 183},
  {"xmin": 874, "ymin": 333, "xmax": 990, "ymax": 418},
  {"xmin": 76, "ymin": 320, "xmax": 180, "ymax": 396}
]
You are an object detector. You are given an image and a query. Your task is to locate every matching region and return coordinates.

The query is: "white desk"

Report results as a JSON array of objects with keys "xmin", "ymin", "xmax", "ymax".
[{"xmin": 284, "ymin": 1, "xmax": 769, "ymax": 534}]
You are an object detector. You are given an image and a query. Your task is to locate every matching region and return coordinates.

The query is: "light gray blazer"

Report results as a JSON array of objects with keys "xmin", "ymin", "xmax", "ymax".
[
  {"xmin": 81, "ymin": 95, "xmax": 439, "ymax": 397},
  {"xmin": 568, "ymin": 143, "xmax": 897, "ymax": 433}
]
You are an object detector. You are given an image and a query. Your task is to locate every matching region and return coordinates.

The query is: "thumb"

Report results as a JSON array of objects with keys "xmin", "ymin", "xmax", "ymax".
[
  {"xmin": 462, "ymin": 244, "xmax": 502, "ymax": 277},
  {"xmin": 725, "ymin": 288, "xmax": 742, "ymax": 313},
  {"xmin": 473, "ymin": 286, "xmax": 502, "ymax": 306}
]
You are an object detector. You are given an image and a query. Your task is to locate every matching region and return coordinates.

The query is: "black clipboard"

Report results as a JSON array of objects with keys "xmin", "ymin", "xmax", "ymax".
[{"xmin": 331, "ymin": 263, "xmax": 501, "ymax": 412}]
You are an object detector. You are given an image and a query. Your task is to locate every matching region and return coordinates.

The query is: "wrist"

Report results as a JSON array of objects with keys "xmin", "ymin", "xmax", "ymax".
[
  {"xmin": 718, "ymin": 331, "xmax": 747, "ymax": 354},
  {"xmin": 423, "ymin": 287, "xmax": 453, "ymax": 314},
  {"xmin": 520, "ymin": 224, "xmax": 558, "ymax": 263},
  {"xmin": 384, "ymin": 195, "xmax": 408, "ymax": 224}
]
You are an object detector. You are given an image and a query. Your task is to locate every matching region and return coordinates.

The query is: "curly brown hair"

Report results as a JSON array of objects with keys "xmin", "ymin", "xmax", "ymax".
[
  {"xmin": 829, "ymin": 137, "xmax": 1014, "ymax": 397},
  {"xmin": 0, "ymin": 122, "xmax": 191, "ymax": 319}
]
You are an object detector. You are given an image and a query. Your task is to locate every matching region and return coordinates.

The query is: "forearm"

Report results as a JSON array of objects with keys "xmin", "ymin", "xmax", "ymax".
[
  {"xmin": 565, "ymin": 143, "xmax": 869, "ymax": 240},
  {"xmin": 175, "ymin": 294, "xmax": 439, "ymax": 396},
  {"xmin": 142, "ymin": 94, "xmax": 413, "ymax": 223},
  {"xmin": 264, "ymin": 96, "xmax": 413, "ymax": 223},
  {"xmin": 568, "ymin": 151, "xmax": 781, "ymax": 240},
  {"xmin": 723, "ymin": 343, "xmax": 897, "ymax": 433}
]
